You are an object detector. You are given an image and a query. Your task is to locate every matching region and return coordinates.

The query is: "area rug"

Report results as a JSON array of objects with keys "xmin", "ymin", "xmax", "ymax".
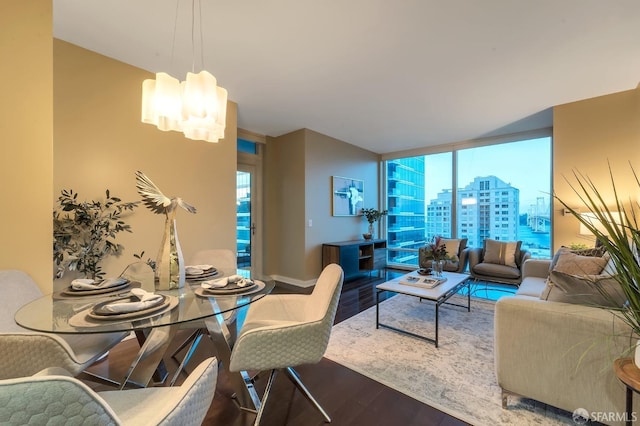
[{"xmin": 324, "ymin": 294, "xmax": 574, "ymax": 425}]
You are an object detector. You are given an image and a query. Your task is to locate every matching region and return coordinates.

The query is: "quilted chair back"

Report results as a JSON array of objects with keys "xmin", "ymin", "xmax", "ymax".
[
  {"xmin": 0, "ymin": 269, "xmax": 127, "ymax": 380},
  {"xmin": 188, "ymin": 249, "xmax": 237, "ymax": 276},
  {"xmin": 229, "ymin": 263, "xmax": 344, "ymax": 372},
  {"xmin": 0, "ymin": 357, "xmax": 218, "ymax": 426},
  {"xmin": 0, "ymin": 375, "xmax": 120, "ymax": 425},
  {"xmin": 0, "ymin": 270, "xmax": 44, "ymax": 333}
]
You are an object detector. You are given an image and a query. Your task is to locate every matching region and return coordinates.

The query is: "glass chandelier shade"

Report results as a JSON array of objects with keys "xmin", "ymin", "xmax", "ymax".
[{"xmin": 141, "ymin": 70, "xmax": 228, "ymax": 143}]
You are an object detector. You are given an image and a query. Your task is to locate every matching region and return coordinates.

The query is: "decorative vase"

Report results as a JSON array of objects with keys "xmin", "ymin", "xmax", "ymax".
[
  {"xmin": 155, "ymin": 209, "xmax": 185, "ymax": 291},
  {"xmin": 432, "ymin": 259, "xmax": 445, "ymax": 277},
  {"xmin": 635, "ymin": 340, "xmax": 640, "ymax": 368},
  {"xmin": 368, "ymin": 223, "xmax": 375, "ymax": 239}
]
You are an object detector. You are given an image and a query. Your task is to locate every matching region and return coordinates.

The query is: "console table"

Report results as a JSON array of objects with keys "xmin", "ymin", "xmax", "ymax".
[{"xmin": 322, "ymin": 239, "xmax": 387, "ymax": 280}]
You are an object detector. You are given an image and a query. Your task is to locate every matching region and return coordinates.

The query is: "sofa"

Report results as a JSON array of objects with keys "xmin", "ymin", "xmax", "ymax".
[
  {"xmin": 495, "ymin": 258, "xmax": 637, "ymax": 425},
  {"xmin": 418, "ymin": 238, "xmax": 469, "ymax": 273}
]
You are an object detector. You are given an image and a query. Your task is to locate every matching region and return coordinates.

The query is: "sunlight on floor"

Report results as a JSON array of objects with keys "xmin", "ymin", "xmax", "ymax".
[{"xmin": 464, "ymin": 281, "xmax": 517, "ymax": 301}]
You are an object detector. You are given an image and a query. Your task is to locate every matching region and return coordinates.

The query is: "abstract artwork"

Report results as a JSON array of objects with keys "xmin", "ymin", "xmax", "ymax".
[{"xmin": 332, "ymin": 176, "xmax": 364, "ymax": 216}]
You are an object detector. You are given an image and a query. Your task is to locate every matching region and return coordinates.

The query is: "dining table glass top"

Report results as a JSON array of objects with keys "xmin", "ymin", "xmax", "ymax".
[{"xmin": 15, "ymin": 277, "xmax": 275, "ymax": 335}]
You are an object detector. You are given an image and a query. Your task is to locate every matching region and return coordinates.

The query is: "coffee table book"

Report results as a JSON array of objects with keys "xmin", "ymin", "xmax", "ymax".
[{"xmin": 399, "ymin": 274, "xmax": 447, "ymax": 289}]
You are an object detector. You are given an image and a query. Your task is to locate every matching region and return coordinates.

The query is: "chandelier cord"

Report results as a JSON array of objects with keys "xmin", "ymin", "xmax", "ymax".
[
  {"xmin": 170, "ymin": 0, "xmax": 180, "ymax": 72},
  {"xmin": 198, "ymin": 0, "xmax": 205, "ymax": 71},
  {"xmin": 190, "ymin": 0, "xmax": 196, "ymax": 72}
]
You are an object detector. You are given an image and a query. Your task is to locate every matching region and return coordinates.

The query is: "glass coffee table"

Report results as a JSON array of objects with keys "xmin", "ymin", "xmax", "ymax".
[{"xmin": 375, "ymin": 271, "xmax": 471, "ymax": 347}]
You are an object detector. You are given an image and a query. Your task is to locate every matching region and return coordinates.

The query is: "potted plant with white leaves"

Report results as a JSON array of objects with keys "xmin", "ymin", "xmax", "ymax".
[{"xmin": 361, "ymin": 208, "xmax": 387, "ymax": 240}]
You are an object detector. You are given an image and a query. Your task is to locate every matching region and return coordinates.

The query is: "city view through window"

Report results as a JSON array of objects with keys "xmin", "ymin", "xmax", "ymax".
[{"xmin": 385, "ymin": 137, "xmax": 552, "ymax": 267}]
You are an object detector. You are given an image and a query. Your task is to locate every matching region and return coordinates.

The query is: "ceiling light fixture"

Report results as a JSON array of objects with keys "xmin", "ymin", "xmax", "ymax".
[{"xmin": 141, "ymin": 0, "xmax": 228, "ymax": 143}]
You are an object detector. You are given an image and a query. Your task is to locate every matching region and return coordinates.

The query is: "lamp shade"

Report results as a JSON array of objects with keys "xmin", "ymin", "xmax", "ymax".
[
  {"xmin": 141, "ymin": 71, "xmax": 227, "ymax": 143},
  {"xmin": 579, "ymin": 212, "xmax": 623, "ymax": 236},
  {"xmin": 181, "ymin": 71, "xmax": 228, "ymax": 142}
]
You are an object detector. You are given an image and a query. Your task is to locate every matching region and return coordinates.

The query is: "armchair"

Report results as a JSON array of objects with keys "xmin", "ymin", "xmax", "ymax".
[
  {"xmin": 0, "ymin": 270, "xmax": 127, "ymax": 380},
  {"xmin": 468, "ymin": 239, "xmax": 530, "ymax": 285},
  {"xmin": 418, "ymin": 238, "xmax": 469, "ymax": 273},
  {"xmin": 229, "ymin": 263, "xmax": 344, "ymax": 425},
  {"xmin": 0, "ymin": 357, "xmax": 217, "ymax": 425}
]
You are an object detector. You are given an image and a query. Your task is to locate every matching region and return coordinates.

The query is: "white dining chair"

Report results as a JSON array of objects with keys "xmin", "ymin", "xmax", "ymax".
[
  {"xmin": 170, "ymin": 249, "xmax": 237, "ymax": 383},
  {"xmin": 0, "ymin": 357, "xmax": 217, "ymax": 425},
  {"xmin": 229, "ymin": 263, "xmax": 344, "ymax": 425},
  {"xmin": 0, "ymin": 269, "xmax": 128, "ymax": 381}
]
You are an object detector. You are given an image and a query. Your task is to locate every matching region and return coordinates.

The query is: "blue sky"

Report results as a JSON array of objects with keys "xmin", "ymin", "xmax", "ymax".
[{"xmin": 424, "ymin": 137, "xmax": 552, "ymax": 214}]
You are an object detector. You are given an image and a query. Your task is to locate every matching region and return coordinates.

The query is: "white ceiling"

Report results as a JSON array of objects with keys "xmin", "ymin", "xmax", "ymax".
[{"xmin": 53, "ymin": 0, "xmax": 640, "ymax": 154}]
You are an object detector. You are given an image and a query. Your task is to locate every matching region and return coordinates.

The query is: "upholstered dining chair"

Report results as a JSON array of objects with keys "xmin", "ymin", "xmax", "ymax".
[
  {"xmin": 0, "ymin": 269, "xmax": 127, "ymax": 381},
  {"xmin": 170, "ymin": 248, "xmax": 237, "ymax": 383},
  {"xmin": 0, "ymin": 357, "xmax": 217, "ymax": 425},
  {"xmin": 229, "ymin": 263, "xmax": 344, "ymax": 425}
]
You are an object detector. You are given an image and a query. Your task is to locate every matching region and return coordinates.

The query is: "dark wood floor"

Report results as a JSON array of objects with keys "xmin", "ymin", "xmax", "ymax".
[{"xmin": 85, "ymin": 269, "xmax": 469, "ymax": 425}]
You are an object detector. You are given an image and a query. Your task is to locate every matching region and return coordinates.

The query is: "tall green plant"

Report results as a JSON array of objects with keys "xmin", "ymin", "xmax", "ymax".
[
  {"xmin": 53, "ymin": 189, "xmax": 139, "ymax": 280},
  {"xmin": 554, "ymin": 163, "xmax": 640, "ymax": 336}
]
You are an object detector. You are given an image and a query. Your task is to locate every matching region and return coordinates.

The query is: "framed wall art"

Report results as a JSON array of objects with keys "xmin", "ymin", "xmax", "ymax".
[{"xmin": 332, "ymin": 176, "xmax": 364, "ymax": 216}]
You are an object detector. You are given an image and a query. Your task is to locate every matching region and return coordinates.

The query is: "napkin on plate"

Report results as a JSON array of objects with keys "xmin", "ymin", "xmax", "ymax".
[
  {"xmin": 201, "ymin": 275, "xmax": 252, "ymax": 290},
  {"xmin": 71, "ymin": 277, "xmax": 126, "ymax": 290},
  {"xmin": 100, "ymin": 288, "xmax": 164, "ymax": 314},
  {"xmin": 185, "ymin": 265, "xmax": 214, "ymax": 275}
]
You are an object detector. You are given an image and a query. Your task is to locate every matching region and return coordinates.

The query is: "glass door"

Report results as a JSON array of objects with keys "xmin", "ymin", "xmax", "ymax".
[{"xmin": 236, "ymin": 165, "xmax": 260, "ymax": 274}]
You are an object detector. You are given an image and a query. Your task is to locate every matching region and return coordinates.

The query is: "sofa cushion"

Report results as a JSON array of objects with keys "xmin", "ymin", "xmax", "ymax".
[
  {"xmin": 483, "ymin": 239, "xmax": 521, "ymax": 268},
  {"xmin": 517, "ymin": 276, "xmax": 547, "ymax": 298},
  {"xmin": 473, "ymin": 262, "xmax": 521, "ymax": 279},
  {"xmin": 540, "ymin": 270, "xmax": 626, "ymax": 308},
  {"xmin": 552, "ymin": 250, "xmax": 608, "ymax": 275}
]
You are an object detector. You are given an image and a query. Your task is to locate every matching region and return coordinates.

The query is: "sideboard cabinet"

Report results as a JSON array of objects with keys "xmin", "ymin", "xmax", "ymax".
[{"xmin": 322, "ymin": 239, "xmax": 387, "ymax": 280}]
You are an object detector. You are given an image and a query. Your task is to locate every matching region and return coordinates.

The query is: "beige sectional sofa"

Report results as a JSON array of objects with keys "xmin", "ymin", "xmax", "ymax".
[{"xmin": 495, "ymin": 258, "xmax": 637, "ymax": 425}]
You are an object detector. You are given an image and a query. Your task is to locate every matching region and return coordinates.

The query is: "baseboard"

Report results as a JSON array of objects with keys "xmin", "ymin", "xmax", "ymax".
[{"xmin": 270, "ymin": 274, "xmax": 316, "ymax": 288}]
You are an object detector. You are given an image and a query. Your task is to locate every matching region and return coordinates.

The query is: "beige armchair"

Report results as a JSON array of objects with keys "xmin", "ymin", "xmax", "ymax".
[
  {"xmin": 229, "ymin": 263, "xmax": 344, "ymax": 425},
  {"xmin": 418, "ymin": 238, "xmax": 470, "ymax": 273},
  {"xmin": 468, "ymin": 239, "xmax": 530, "ymax": 285},
  {"xmin": 0, "ymin": 270, "xmax": 127, "ymax": 381},
  {"xmin": 0, "ymin": 357, "xmax": 217, "ymax": 425}
]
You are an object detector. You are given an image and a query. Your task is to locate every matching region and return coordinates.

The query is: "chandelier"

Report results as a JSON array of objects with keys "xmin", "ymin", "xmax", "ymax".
[{"xmin": 141, "ymin": 0, "xmax": 228, "ymax": 143}]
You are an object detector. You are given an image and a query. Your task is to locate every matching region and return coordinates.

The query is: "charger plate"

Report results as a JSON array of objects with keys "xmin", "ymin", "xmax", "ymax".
[
  {"xmin": 68, "ymin": 296, "xmax": 179, "ymax": 328},
  {"xmin": 61, "ymin": 280, "xmax": 130, "ymax": 297},
  {"xmin": 186, "ymin": 270, "xmax": 219, "ymax": 281},
  {"xmin": 195, "ymin": 280, "xmax": 265, "ymax": 297},
  {"xmin": 89, "ymin": 295, "xmax": 167, "ymax": 319}
]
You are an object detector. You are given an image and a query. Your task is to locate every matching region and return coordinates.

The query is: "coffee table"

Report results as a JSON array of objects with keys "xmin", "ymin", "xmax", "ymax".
[{"xmin": 375, "ymin": 271, "xmax": 471, "ymax": 347}]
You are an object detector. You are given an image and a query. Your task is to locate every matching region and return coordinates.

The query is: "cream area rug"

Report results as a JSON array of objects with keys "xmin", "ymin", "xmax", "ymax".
[{"xmin": 324, "ymin": 294, "xmax": 574, "ymax": 425}]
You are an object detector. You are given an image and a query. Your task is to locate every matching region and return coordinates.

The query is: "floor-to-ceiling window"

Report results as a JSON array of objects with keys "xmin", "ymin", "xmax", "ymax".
[{"xmin": 384, "ymin": 134, "xmax": 552, "ymax": 269}]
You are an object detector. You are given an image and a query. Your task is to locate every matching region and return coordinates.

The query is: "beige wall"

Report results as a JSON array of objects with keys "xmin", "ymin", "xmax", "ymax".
[
  {"xmin": 265, "ymin": 128, "xmax": 379, "ymax": 284},
  {"xmin": 53, "ymin": 40, "xmax": 237, "ymax": 286},
  {"xmin": 553, "ymin": 87, "xmax": 640, "ymax": 250},
  {"xmin": 264, "ymin": 130, "xmax": 306, "ymax": 281},
  {"xmin": 305, "ymin": 130, "xmax": 379, "ymax": 280},
  {"xmin": 0, "ymin": 0, "xmax": 53, "ymax": 291}
]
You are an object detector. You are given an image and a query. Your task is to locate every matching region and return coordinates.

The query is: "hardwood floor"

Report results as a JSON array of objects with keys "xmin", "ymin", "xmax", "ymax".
[{"xmin": 84, "ymin": 269, "xmax": 469, "ymax": 425}]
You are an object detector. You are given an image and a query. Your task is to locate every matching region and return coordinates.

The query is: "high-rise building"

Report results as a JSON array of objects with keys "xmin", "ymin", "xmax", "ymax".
[
  {"xmin": 386, "ymin": 157, "xmax": 425, "ymax": 266},
  {"xmin": 428, "ymin": 176, "xmax": 520, "ymax": 248}
]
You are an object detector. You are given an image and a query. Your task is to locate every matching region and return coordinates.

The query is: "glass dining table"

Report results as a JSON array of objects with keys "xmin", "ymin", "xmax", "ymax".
[{"xmin": 14, "ymin": 274, "xmax": 274, "ymax": 411}]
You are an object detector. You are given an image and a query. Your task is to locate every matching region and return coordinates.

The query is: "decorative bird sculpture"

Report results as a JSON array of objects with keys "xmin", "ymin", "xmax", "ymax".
[{"xmin": 135, "ymin": 171, "xmax": 197, "ymax": 215}]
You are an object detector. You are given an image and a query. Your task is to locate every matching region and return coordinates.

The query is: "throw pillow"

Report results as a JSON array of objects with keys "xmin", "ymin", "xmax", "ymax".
[
  {"xmin": 442, "ymin": 239, "xmax": 462, "ymax": 262},
  {"xmin": 549, "ymin": 246, "xmax": 606, "ymax": 272},
  {"xmin": 552, "ymin": 250, "xmax": 608, "ymax": 275},
  {"xmin": 540, "ymin": 270, "xmax": 626, "ymax": 308},
  {"xmin": 483, "ymin": 239, "xmax": 520, "ymax": 268}
]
